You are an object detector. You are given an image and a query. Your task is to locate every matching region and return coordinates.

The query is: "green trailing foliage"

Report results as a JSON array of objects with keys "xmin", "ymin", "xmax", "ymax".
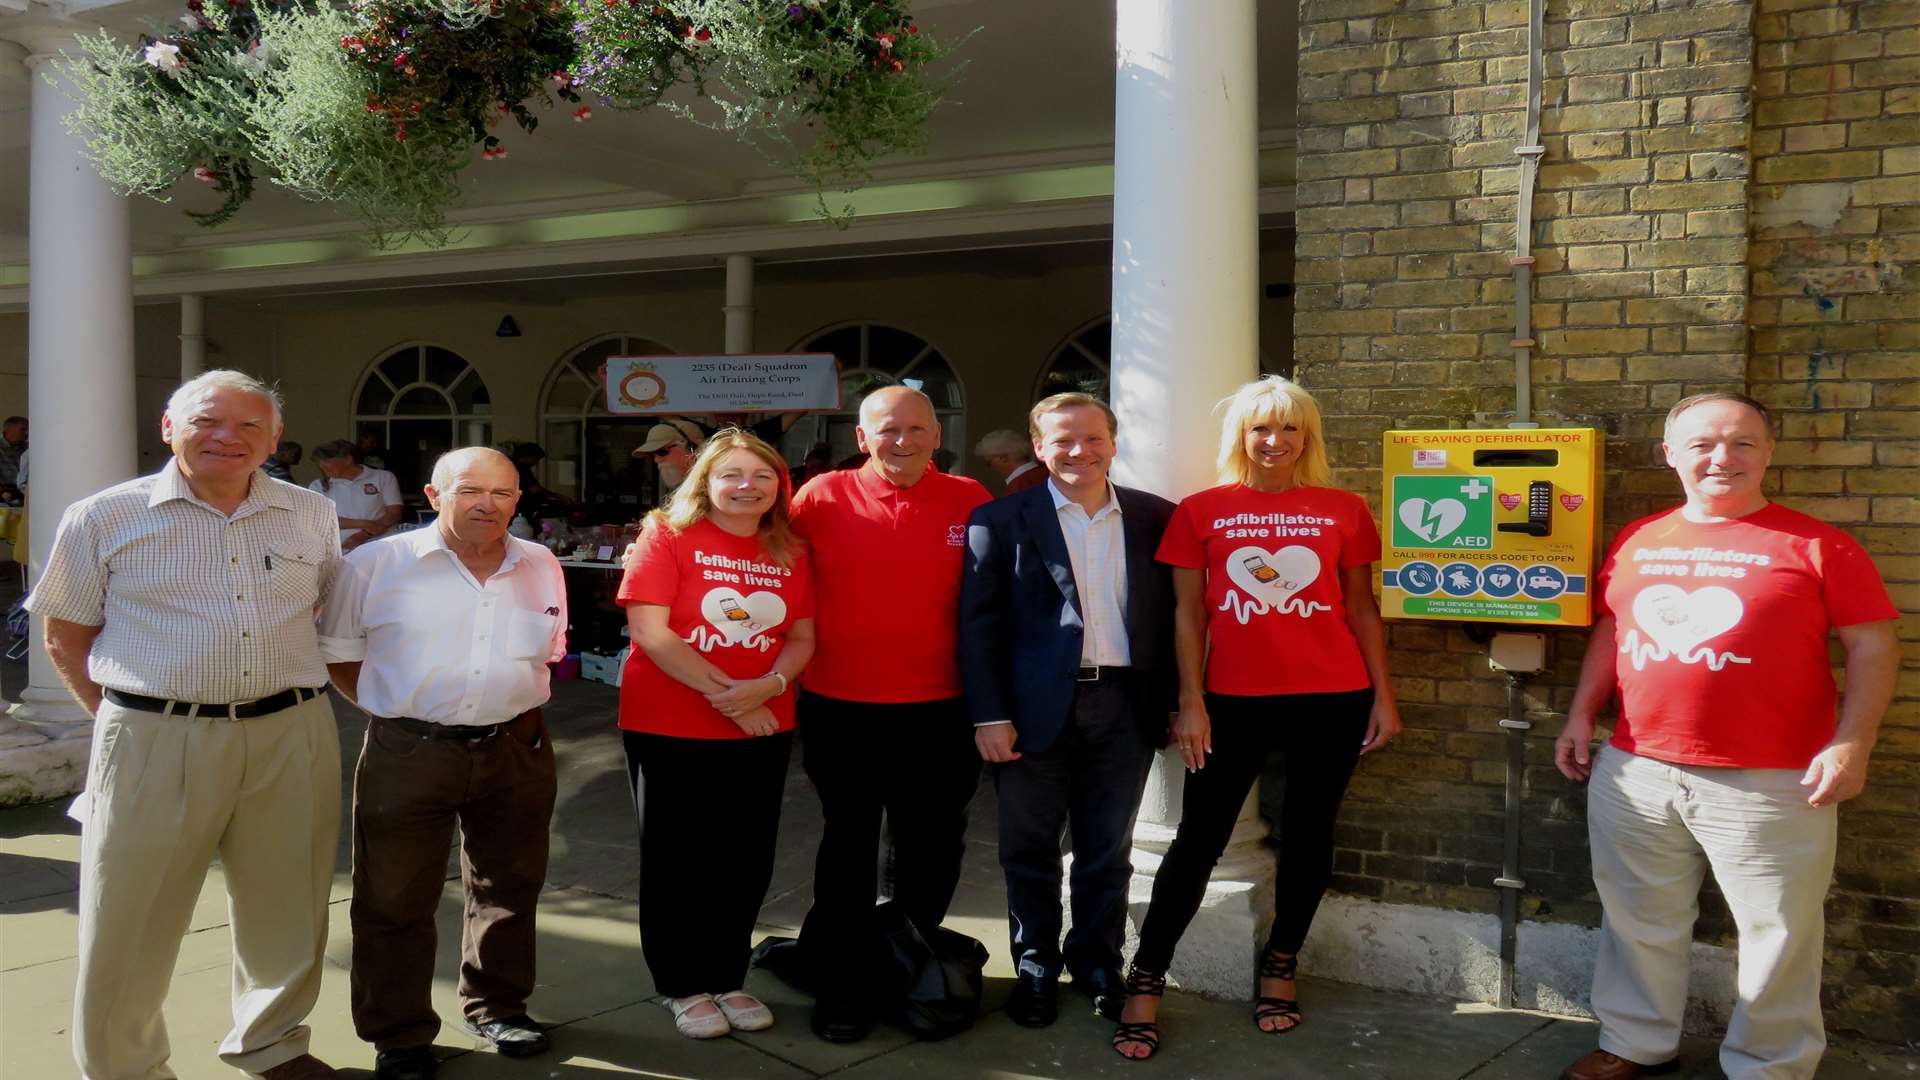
[{"xmin": 56, "ymin": 0, "xmax": 966, "ymax": 244}]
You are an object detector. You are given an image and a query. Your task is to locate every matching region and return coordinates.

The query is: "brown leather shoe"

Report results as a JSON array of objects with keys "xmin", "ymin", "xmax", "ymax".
[
  {"xmin": 1560, "ymin": 1049, "xmax": 1681, "ymax": 1080},
  {"xmin": 259, "ymin": 1055, "xmax": 341, "ymax": 1080}
]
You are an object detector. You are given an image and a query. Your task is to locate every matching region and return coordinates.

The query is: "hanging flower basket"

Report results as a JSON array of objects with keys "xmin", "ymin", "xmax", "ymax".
[
  {"xmin": 59, "ymin": 0, "xmax": 308, "ymax": 227},
  {"xmin": 569, "ymin": 1, "xmax": 711, "ymax": 110},
  {"xmin": 59, "ymin": 0, "xmax": 967, "ymax": 244},
  {"xmin": 340, "ymin": 0, "xmax": 581, "ymax": 152}
]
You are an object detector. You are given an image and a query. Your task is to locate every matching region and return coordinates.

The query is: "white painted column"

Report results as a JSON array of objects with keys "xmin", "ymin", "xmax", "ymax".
[
  {"xmin": 2, "ymin": 42, "xmax": 139, "ymax": 802},
  {"xmin": 1109, "ymin": 0, "xmax": 1264, "ymax": 998},
  {"xmin": 723, "ymin": 254, "xmax": 754, "ymax": 354},
  {"xmin": 179, "ymin": 293, "xmax": 207, "ymax": 380}
]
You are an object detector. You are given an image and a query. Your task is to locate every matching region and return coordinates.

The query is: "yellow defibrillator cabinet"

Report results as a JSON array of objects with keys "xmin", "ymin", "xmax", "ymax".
[{"xmin": 1379, "ymin": 429, "xmax": 1604, "ymax": 627}]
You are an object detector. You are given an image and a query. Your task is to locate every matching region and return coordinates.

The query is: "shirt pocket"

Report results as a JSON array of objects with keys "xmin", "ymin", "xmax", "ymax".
[
  {"xmin": 505, "ymin": 610, "xmax": 558, "ymax": 660},
  {"xmin": 267, "ymin": 544, "xmax": 326, "ymax": 605}
]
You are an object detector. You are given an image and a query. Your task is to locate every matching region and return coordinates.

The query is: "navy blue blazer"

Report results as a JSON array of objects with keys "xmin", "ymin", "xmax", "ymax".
[{"xmin": 958, "ymin": 481, "xmax": 1179, "ymax": 755}]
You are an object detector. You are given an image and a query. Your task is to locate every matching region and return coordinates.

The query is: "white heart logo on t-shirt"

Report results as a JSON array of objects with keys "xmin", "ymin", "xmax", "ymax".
[
  {"xmin": 1224, "ymin": 545, "xmax": 1322, "ymax": 608},
  {"xmin": 1630, "ymin": 584, "xmax": 1743, "ymax": 658},
  {"xmin": 699, "ymin": 587, "xmax": 787, "ymax": 647},
  {"xmin": 1398, "ymin": 498, "xmax": 1467, "ymax": 543}
]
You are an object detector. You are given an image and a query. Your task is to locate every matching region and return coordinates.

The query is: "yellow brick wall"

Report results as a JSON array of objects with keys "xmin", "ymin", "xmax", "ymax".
[
  {"xmin": 1295, "ymin": 0, "xmax": 1918, "ymax": 1040},
  {"xmin": 1749, "ymin": 0, "xmax": 1920, "ymax": 1036}
]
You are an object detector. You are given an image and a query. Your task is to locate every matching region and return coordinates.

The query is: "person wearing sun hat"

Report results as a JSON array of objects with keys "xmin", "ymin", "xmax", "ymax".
[{"xmin": 632, "ymin": 418, "xmax": 708, "ymax": 498}]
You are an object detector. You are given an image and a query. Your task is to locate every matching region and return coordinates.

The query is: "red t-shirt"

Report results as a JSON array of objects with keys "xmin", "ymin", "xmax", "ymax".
[
  {"xmin": 790, "ymin": 463, "xmax": 991, "ymax": 703},
  {"xmin": 615, "ymin": 519, "xmax": 814, "ymax": 739},
  {"xmin": 1156, "ymin": 484, "xmax": 1381, "ymax": 696},
  {"xmin": 1596, "ymin": 503, "xmax": 1897, "ymax": 769}
]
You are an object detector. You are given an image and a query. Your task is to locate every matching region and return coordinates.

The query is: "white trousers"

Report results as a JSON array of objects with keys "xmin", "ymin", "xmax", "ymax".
[
  {"xmin": 73, "ymin": 693, "xmax": 341, "ymax": 1080},
  {"xmin": 1587, "ymin": 745, "xmax": 1836, "ymax": 1080}
]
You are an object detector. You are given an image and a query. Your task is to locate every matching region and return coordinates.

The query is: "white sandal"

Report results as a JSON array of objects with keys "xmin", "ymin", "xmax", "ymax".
[
  {"xmin": 667, "ymin": 994, "xmax": 730, "ymax": 1039},
  {"xmin": 714, "ymin": 990, "xmax": 773, "ymax": 1032}
]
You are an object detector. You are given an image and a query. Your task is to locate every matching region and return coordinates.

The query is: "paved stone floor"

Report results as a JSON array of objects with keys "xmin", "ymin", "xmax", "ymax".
[{"xmin": 1, "ymin": 672, "xmax": 1915, "ymax": 1078}]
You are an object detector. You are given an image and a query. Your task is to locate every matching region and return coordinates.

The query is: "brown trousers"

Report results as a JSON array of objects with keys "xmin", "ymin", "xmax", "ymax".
[{"xmin": 349, "ymin": 711, "xmax": 557, "ymax": 1052}]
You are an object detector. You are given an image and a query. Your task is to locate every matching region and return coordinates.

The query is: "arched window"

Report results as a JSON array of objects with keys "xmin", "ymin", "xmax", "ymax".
[
  {"xmin": 787, "ymin": 321, "xmax": 965, "ymax": 468},
  {"xmin": 352, "ymin": 344, "xmax": 491, "ymax": 493},
  {"xmin": 538, "ymin": 334, "xmax": 675, "ymax": 507},
  {"xmin": 1035, "ymin": 316, "xmax": 1111, "ymax": 402}
]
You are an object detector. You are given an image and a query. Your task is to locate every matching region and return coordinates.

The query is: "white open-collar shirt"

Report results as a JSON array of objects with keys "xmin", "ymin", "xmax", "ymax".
[
  {"xmin": 1048, "ymin": 478, "xmax": 1130, "ymax": 667},
  {"xmin": 319, "ymin": 525, "xmax": 567, "ymax": 725}
]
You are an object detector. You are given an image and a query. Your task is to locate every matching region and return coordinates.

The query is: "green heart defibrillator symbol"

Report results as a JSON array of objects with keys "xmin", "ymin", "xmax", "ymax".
[{"xmin": 1391, "ymin": 475, "xmax": 1495, "ymax": 549}]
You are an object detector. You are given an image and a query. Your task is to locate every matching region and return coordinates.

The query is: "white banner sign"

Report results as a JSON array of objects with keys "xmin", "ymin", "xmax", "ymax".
[{"xmin": 605, "ymin": 354, "xmax": 841, "ymax": 415}]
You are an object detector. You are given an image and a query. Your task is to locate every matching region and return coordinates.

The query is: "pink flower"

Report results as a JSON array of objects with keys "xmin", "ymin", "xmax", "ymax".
[
  {"xmin": 192, "ymin": 165, "xmax": 220, "ymax": 183},
  {"xmin": 875, "ymin": 32, "xmax": 894, "ymax": 50},
  {"xmin": 572, "ymin": 105, "xmax": 592, "ymax": 122}
]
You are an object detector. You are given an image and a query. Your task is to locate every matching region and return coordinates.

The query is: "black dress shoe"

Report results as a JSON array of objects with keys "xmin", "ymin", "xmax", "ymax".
[
  {"xmin": 1006, "ymin": 976, "xmax": 1060, "ymax": 1028},
  {"xmin": 1072, "ymin": 967, "xmax": 1127, "ymax": 1021},
  {"xmin": 811, "ymin": 998, "xmax": 875, "ymax": 1043},
  {"xmin": 372, "ymin": 1045, "xmax": 436, "ymax": 1080},
  {"xmin": 463, "ymin": 1013, "xmax": 550, "ymax": 1058}
]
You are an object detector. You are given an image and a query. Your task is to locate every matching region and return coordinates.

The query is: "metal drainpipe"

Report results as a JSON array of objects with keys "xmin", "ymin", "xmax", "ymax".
[
  {"xmin": 1496, "ymin": 672, "xmax": 1532, "ymax": 1008},
  {"xmin": 1492, "ymin": 0, "xmax": 1550, "ymax": 1012},
  {"xmin": 1509, "ymin": 0, "xmax": 1546, "ymax": 430}
]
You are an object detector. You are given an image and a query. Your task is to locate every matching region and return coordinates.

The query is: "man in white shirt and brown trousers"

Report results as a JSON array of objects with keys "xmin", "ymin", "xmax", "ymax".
[
  {"xmin": 319, "ymin": 447, "xmax": 566, "ymax": 1080},
  {"xmin": 31, "ymin": 370, "xmax": 344, "ymax": 1080}
]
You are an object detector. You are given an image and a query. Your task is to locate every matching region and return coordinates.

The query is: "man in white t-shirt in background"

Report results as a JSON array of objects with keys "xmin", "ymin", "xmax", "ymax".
[{"xmin": 311, "ymin": 439, "xmax": 404, "ymax": 550}]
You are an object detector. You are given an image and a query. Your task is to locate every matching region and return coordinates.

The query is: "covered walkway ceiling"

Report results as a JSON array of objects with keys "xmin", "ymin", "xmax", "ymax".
[{"xmin": 0, "ymin": 0, "xmax": 1299, "ymax": 306}]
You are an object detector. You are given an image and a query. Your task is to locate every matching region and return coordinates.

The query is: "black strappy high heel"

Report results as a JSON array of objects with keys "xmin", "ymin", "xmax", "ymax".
[
  {"xmin": 1254, "ymin": 948, "xmax": 1303, "ymax": 1033},
  {"xmin": 1111, "ymin": 966, "xmax": 1166, "ymax": 1060}
]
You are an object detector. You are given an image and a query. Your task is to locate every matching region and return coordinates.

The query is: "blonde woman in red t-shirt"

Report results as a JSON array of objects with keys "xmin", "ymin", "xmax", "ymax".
[
  {"xmin": 615, "ymin": 430, "xmax": 816, "ymax": 1040},
  {"xmin": 1113, "ymin": 376, "xmax": 1400, "ymax": 1060}
]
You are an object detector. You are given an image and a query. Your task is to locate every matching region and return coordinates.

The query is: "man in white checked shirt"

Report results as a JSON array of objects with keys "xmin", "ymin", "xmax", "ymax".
[
  {"xmin": 29, "ymin": 370, "xmax": 344, "ymax": 1080},
  {"xmin": 319, "ymin": 448, "xmax": 565, "ymax": 1080}
]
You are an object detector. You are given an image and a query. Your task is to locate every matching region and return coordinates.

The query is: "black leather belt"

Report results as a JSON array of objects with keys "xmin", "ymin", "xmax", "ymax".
[
  {"xmin": 382, "ymin": 711, "xmax": 536, "ymax": 741},
  {"xmin": 104, "ymin": 685, "xmax": 323, "ymax": 720},
  {"xmin": 1076, "ymin": 665, "xmax": 1132, "ymax": 683}
]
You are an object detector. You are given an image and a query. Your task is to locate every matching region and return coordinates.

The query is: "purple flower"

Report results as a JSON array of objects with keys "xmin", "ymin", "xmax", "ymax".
[{"xmin": 788, "ymin": 3, "xmax": 803, "ymax": 15}]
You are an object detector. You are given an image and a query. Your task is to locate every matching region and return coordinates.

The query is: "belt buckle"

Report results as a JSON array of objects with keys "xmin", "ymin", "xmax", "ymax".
[{"xmin": 1076, "ymin": 666, "xmax": 1100, "ymax": 683}]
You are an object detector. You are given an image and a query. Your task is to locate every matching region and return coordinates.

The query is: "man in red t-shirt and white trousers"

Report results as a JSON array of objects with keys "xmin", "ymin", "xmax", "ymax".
[
  {"xmin": 1555, "ymin": 393, "xmax": 1900, "ymax": 1080},
  {"xmin": 788, "ymin": 386, "xmax": 991, "ymax": 1043}
]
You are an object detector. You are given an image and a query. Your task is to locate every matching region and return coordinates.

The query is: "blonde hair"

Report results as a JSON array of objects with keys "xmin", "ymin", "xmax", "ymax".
[
  {"xmin": 1215, "ymin": 376, "xmax": 1333, "ymax": 489},
  {"xmin": 647, "ymin": 429, "xmax": 799, "ymax": 565}
]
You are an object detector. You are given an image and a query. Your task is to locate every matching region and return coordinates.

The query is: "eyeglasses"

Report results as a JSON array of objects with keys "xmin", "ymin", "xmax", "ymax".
[{"xmin": 650, "ymin": 443, "xmax": 684, "ymax": 459}]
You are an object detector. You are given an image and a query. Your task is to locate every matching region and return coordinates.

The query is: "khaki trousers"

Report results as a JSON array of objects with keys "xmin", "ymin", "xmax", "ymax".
[
  {"xmin": 73, "ymin": 692, "xmax": 341, "ymax": 1080},
  {"xmin": 1587, "ymin": 745, "xmax": 1837, "ymax": 1080}
]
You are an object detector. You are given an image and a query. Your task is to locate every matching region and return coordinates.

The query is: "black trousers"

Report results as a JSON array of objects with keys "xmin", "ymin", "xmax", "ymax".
[
  {"xmin": 1134, "ymin": 688, "xmax": 1372, "ymax": 972},
  {"xmin": 994, "ymin": 675, "xmax": 1156, "ymax": 982},
  {"xmin": 623, "ymin": 729, "xmax": 793, "ymax": 999},
  {"xmin": 796, "ymin": 692, "xmax": 981, "ymax": 1005}
]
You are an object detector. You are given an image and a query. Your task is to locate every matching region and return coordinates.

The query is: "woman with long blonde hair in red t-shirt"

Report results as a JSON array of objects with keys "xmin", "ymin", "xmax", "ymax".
[
  {"xmin": 616, "ymin": 429, "xmax": 816, "ymax": 1040},
  {"xmin": 1112, "ymin": 376, "xmax": 1401, "ymax": 1061}
]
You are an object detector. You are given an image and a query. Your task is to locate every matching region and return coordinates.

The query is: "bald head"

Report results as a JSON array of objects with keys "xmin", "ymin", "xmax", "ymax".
[
  {"xmin": 428, "ymin": 447, "xmax": 521, "ymax": 551},
  {"xmin": 859, "ymin": 385, "xmax": 936, "ymax": 428},
  {"xmin": 856, "ymin": 386, "xmax": 942, "ymax": 488},
  {"xmin": 430, "ymin": 446, "xmax": 517, "ymax": 491}
]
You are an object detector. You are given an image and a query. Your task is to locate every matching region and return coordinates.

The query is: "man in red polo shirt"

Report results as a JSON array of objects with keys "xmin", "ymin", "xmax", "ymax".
[{"xmin": 789, "ymin": 386, "xmax": 991, "ymax": 1043}]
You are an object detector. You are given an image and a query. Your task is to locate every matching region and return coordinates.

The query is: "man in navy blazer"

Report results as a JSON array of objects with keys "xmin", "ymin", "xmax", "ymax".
[{"xmin": 959, "ymin": 392, "xmax": 1178, "ymax": 1027}]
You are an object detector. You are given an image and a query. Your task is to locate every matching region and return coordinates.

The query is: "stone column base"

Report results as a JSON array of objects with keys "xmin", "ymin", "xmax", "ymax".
[{"xmin": 0, "ymin": 698, "xmax": 91, "ymax": 808}]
